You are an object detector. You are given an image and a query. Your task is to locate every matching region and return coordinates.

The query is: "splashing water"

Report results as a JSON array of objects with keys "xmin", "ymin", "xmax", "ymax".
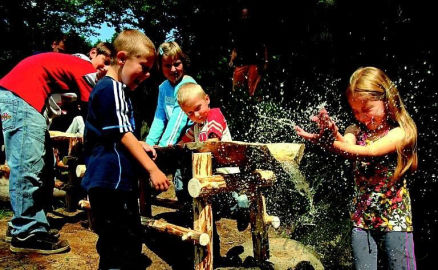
[{"xmin": 218, "ymin": 63, "xmax": 437, "ymax": 267}]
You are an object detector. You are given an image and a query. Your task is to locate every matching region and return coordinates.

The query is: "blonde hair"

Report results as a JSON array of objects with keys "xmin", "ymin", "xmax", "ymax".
[
  {"xmin": 177, "ymin": 82, "xmax": 205, "ymax": 106},
  {"xmin": 157, "ymin": 41, "xmax": 190, "ymax": 71},
  {"xmin": 347, "ymin": 66, "xmax": 418, "ymax": 180},
  {"xmin": 112, "ymin": 29, "xmax": 155, "ymax": 64}
]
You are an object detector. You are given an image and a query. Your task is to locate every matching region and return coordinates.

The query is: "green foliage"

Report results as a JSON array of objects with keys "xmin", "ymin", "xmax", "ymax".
[{"xmin": 0, "ymin": 208, "xmax": 12, "ymax": 220}]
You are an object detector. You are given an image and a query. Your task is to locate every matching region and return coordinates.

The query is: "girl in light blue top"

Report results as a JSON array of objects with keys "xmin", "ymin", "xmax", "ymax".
[{"xmin": 146, "ymin": 41, "xmax": 197, "ymax": 146}]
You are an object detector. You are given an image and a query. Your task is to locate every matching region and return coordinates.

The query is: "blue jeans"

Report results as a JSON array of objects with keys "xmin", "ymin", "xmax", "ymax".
[
  {"xmin": 351, "ymin": 227, "xmax": 416, "ymax": 270},
  {"xmin": 0, "ymin": 88, "xmax": 52, "ymax": 236}
]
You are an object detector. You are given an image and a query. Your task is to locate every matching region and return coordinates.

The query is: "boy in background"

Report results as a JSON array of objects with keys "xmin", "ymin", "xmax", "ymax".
[
  {"xmin": 177, "ymin": 82, "xmax": 231, "ymax": 143},
  {"xmin": 81, "ymin": 29, "xmax": 170, "ymax": 269}
]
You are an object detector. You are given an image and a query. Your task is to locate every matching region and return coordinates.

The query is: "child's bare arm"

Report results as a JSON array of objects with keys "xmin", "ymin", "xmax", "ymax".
[
  {"xmin": 333, "ymin": 127, "xmax": 404, "ymax": 157},
  {"xmin": 121, "ymin": 132, "xmax": 170, "ymax": 191},
  {"xmin": 295, "ymin": 108, "xmax": 339, "ymax": 145}
]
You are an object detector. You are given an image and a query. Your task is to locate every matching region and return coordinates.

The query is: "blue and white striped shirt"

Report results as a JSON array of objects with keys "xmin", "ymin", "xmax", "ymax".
[{"xmin": 82, "ymin": 76, "xmax": 138, "ymax": 192}]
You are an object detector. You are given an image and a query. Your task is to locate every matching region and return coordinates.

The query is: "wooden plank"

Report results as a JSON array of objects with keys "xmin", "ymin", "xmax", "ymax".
[{"xmin": 153, "ymin": 141, "xmax": 305, "ymax": 172}]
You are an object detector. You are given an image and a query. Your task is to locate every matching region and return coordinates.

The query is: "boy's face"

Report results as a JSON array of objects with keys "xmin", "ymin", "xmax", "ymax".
[
  {"xmin": 120, "ymin": 53, "xmax": 155, "ymax": 90},
  {"xmin": 90, "ymin": 50, "xmax": 111, "ymax": 79},
  {"xmin": 52, "ymin": 40, "xmax": 66, "ymax": 53},
  {"xmin": 161, "ymin": 55, "xmax": 184, "ymax": 85},
  {"xmin": 180, "ymin": 94, "xmax": 210, "ymax": 124}
]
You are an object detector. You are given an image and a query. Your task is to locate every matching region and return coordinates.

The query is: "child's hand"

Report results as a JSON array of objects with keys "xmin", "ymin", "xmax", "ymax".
[
  {"xmin": 313, "ymin": 108, "xmax": 339, "ymax": 138},
  {"xmin": 176, "ymin": 140, "xmax": 184, "ymax": 146},
  {"xmin": 140, "ymin": 141, "xmax": 157, "ymax": 160},
  {"xmin": 149, "ymin": 169, "xmax": 170, "ymax": 191},
  {"xmin": 294, "ymin": 108, "xmax": 338, "ymax": 146}
]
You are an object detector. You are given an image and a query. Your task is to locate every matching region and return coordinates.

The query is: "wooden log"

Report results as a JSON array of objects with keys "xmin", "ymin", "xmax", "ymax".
[
  {"xmin": 184, "ymin": 141, "xmax": 305, "ymax": 167},
  {"xmin": 49, "ymin": 130, "xmax": 83, "ymax": 140},
  {"xmin": 192, "ymin": 152, "xmax": 214, "ymax": 270},
  {"xmin": 264, "ymin": 214, "xmax": 281, "ymax": 229},
  {"xmin": 151, "ymin": 197, "xmax": 182, "ymax": 210},
  {"xmin": 188, "ymin": 175, "xmax": 227, "ymax": 198},
  {"xmin": 249, "ymin": 194, "xmax": 270, "ymax": 262},
  {"xmin": 188, "ymin": 169, "xmax": 276, "ymax": 198},
  {"xmin": 0, "ymin": 178, "xmax": 9, "ymax": 201},
  {"xmin": 141, "ymin": 217, "xmax": 210, "ymax": 246},
  {"xmin": 1, "ymin": 178, "xmax": 68, "ymax": 201},
  {"xmin": 50, "ymin": 131, "xmax": 83, "ymax": 156},
  {"xmin": 264, "ymin": 143, "xmax": 305, "ymax": 165},
  {"xmin": 76, "ymin": 165, "xmax": 86, "ymax": 178}
]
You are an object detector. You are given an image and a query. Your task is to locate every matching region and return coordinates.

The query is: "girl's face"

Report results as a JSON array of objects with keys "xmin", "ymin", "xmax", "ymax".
[
  {"xmin": 161, "ymin": 55, "xmax": 184, "ymax": 85},
  {"xmin": 120, "ymin": 54, "xmax": 155, "ymax": 90},
  {"xmin": 348, "ymin": 96, "xmax": 388, "ymax": 131},
  {"xmin": 180, "ymin": 94, "xmax": 210, "ymax": 124}
]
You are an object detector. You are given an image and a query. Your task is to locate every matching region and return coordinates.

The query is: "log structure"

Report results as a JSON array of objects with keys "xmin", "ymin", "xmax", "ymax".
[{"xmin": 73, "ymin": 141, "xmax": 305, "ymax": 269}]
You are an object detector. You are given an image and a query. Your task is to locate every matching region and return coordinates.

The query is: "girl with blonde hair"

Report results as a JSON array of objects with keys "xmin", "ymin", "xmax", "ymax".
[{"xmin": 295, "ymin": 66, "xmax": 417, "ymax": 269}]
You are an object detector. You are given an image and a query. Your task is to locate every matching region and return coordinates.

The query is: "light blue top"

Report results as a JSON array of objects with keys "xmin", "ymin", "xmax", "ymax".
[{"xmin": 146, "ymin": 75, "xmax": 197, "ymax": 146}]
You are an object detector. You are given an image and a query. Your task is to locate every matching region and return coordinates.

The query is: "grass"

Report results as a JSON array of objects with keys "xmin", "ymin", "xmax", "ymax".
[{"xmin": 0, "ymin": 202, "xmax": 12, "ymax": 219}]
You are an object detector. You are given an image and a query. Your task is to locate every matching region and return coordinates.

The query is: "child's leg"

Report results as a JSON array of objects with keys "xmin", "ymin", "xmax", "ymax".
[
  {"xmin": 89, "ymin": 188, "xmax": 143, "ymax": 270},
  {"xmin": 247, "ymin": 64, "xmax": 261, "ymax": 96},
  {"xmin": 232, "ymin": 65, "xmax": 249, "ymax": 91},
  {"xmin": 351, "ymin": 227, "xmax": 378, "ymax": 270},
  {"xmin": 384, "ymin": 231, "xmax": 416, "ymax": 270}
]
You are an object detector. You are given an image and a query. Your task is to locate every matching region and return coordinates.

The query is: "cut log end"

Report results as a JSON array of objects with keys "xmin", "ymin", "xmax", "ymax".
[
  {"xmin": 76, "ymin": 165, "xmax": 86, "ymax": 178},
  {"xmin": 198, "ymin": 233, "xmax": 210, "ymax": 246},
  {"xmin": 188, "ymin": 178, "xmax": 202, "ymax": 198},
  {"xmin": 270, "ymin": 216, "xmax": 281, "ymax": 229}
]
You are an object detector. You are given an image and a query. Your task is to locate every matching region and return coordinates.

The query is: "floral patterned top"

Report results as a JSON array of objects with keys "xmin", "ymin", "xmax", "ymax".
[{"xmin": 345, "ymin": 125, "xmax": 413, "ymax": 232}]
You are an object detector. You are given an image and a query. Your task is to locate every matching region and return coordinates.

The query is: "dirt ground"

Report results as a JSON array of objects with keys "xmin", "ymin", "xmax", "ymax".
[{"xmin": 0, "ymin": 190, "xmax": 323, "ymax": 270}]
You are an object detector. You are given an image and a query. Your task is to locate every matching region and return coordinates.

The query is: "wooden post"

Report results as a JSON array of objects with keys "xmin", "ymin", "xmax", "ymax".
[
  {"xmin": 249, "ymin": 193, "xmax": 270, "ymax": 262},
  {"xmin": 139, "ymin": 176, "xmax": 152, "ymax": 217},
  {"xmin": 62, "ymin": 156, "xmax": 79, "ymax": 212},
  {"xmin": 192, "ymin": 152, "xmax": 213, "ymax": 270}
]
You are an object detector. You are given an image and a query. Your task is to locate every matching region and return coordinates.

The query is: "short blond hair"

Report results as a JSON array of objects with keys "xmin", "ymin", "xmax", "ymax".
[
  {"xmin": 112, "ymin": 29, "xmax": 155, "ymax": 64},
  {"xmin": 177, "ymin": 82, "xmax": 206, "ymax": 106}
]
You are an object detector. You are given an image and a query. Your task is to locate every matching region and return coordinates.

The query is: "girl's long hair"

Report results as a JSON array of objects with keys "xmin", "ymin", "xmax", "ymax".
[{"xmin": 346, "ymin": 66, "xmax": 418, "ymax": 181}]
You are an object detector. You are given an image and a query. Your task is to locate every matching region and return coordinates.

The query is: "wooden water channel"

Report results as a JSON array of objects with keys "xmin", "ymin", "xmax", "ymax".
[{"xmin": 1, "ymin": 131, "xmax": 306, "ymax": 269}]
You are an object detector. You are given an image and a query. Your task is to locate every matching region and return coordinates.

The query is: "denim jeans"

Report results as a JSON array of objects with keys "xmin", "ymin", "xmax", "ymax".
[
  {"xmin": 351, "ymin": 227, "xmax": 416, "ymax": 270},
  {"xmin": 0, "ymin": 88, "xmax": 52, "ymax": 236}
]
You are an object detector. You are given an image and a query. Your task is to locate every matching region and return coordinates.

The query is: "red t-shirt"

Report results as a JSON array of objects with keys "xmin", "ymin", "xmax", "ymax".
[
  {"xmin": 0, "ymin": 52, "xmax": 96, "ymax": 113},
  {"xmin": 180, "ymin": 108, "xmax": 232, "ymax": 143}
]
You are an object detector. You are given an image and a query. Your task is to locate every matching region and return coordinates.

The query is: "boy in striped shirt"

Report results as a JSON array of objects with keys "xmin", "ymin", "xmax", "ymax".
[{"xmin": 81, "ymin": 30, "xmax": 169, "ymax": 270}]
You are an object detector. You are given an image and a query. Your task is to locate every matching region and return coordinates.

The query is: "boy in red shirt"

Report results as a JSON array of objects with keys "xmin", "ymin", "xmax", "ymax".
[{"xmin": 0, "ymin": 52, "xmax": 98, "ymax": 254}]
